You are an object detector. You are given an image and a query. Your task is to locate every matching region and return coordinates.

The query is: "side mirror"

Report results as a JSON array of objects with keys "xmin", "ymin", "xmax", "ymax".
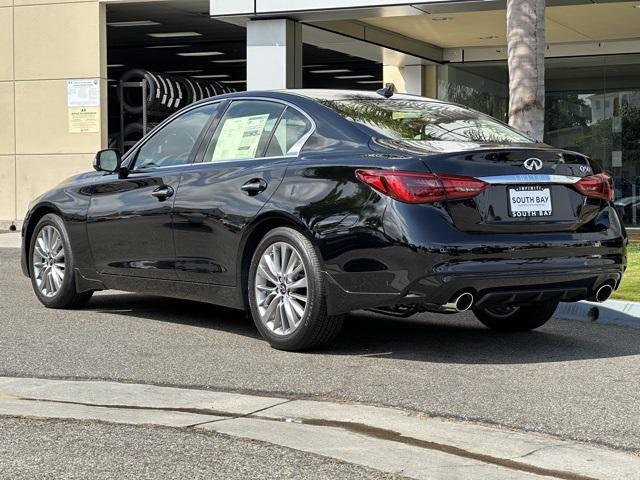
[{"xmin": 94, "ymin": 149, "xmax": 122, "ymax": 173}]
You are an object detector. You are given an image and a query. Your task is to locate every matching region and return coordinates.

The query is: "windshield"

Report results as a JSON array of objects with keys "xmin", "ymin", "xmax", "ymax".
[{"xmin": 320, "ymin": 98, "xmax": 533, "ymax": 144}]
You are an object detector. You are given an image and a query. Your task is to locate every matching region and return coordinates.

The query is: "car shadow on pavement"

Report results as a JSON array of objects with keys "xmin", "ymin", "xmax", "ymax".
[{"xmin": 85, "ymin": 292, "xmax": 640, "ymax": 365}]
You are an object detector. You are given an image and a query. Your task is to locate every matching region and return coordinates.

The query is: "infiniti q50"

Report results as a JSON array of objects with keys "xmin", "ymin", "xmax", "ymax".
[{"xmin": 21, "ymin": 89, "xmax": 627, "ymax": 350}]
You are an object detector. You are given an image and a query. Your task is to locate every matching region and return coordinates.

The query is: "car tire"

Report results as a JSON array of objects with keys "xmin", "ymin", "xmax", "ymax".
[
  {"xmin": 248, "ymin": 227, "xmax": 343, "ymax": 351},
  {"xmin": 473, "ymin": 302, "xmax": 559, "ymax": 332},
  {"xmin": 29, "ymin": 214, "xmax": 93, "ymax": 309}
]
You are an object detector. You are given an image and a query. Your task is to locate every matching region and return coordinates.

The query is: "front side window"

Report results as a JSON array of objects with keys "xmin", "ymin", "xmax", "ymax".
[
  {"xmin": 321, "ymin": 98, "xmax": 532, "ymax": 144},
  {"xmin": 205, "ymin": 100, "xmax": 285, "ymax": 162},
  {"xmin": 134, "ymin": 104, "xmax": 217, "ymax": 170}
]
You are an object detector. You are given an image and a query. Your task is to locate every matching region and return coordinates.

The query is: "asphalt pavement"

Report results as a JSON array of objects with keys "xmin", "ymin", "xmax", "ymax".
[
  {"xmin": 0, "ymin": 417, "xmax": 405, "ymax": 480},
  {"xmin": 1, "ymin": 247, "xmax": 639, "ymax": 452}
]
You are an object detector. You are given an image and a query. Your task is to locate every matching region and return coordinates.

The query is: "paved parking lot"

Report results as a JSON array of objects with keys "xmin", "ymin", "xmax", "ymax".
[{"xmin": 1, "ymin": 247, "xmax": 639, "ymax": 452}]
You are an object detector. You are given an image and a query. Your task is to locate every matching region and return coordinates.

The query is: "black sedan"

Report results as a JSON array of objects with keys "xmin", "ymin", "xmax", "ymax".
[{"xmin": 21, "ymin": 89, "xmax": 627, "ymax": 350}]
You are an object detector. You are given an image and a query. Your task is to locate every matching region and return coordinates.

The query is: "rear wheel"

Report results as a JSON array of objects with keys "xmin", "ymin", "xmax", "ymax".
[
  {"xmin": 248, "ymin": 227, "xmax": 343, "ymax": 351},
  {"xmin": 473, "ymin": 302, "xmax": 559, "ymax": 331},
  {"xmin": 29, "ymin": 214, "xmax": 93, "ymax": 309}
]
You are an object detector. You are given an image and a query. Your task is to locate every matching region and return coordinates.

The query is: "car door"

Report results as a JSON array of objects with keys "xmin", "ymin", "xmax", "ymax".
[
  {"xmin": 86, "ymin": 102, "xmax": 219, "ymax": 279},
  {"xmin": 173, "ymin": 99, "xmax": 314, "ymax": 285}
]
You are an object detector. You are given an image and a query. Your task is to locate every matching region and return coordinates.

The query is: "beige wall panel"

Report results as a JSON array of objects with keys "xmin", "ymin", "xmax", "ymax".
[
  {"xmin": 15, "ymin": 153, "xmax": 91, "ymax": 216},
  {"xmin": 0, "ymin": 155, "xmax": 15, "ymax": 220},
  {"xmin": 0, "ymin": 7, "xmax": 13, "ymax": 81},
  {"xmin": 14, "ymin": 2, "xmax": 101, "ymax": 80},
  {"xmin": 0, "ymin": 82, "xmax": 15, "ymax": 154},
  {"xmin": 0, "ymin": 2, "xmax": 13, "ymax": 8},
  {"xmin": 15, "ymin": 79, "xmax": 102, "ymax": 155},
  {"xmin": 15, "ymin": 0, "xmax": 93, "ymax": 5}
]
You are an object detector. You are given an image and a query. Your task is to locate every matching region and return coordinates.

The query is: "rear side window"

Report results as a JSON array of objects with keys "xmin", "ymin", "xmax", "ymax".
[
  {"xmin": 134, "ymin": 103, "xmax": 217, "ymax": 170},
  {"xmin": 205, "ymin": 100, "xmax": 285, "ymax": 162},
  {"xmin": 265, "ymin": 108, "xmax": 313, "ymax": 157}
]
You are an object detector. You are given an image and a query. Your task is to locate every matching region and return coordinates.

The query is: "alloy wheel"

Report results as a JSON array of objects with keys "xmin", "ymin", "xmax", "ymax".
[
  {"xmin": 32, "ymin": 225, "xmax": 66, "ymax": 298},
  {"xmin": 254, "ymin": 241, "xmax": 308, "ymax": 336}
]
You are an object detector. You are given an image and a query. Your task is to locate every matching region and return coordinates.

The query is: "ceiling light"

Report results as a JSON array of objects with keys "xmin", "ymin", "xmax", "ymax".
[
  {"xmin": 221, "ymin": 80, "xmax": 247, "ymax": 84},
  {"xmin": 335, "ymin": 75, "xmax": 375, "ymax": 79},
  {"xmin": 357, "ymin": 80, "xmax": 383, "ymax": 84},
  {"xmin": 432, "ymin": 16, "xmax": 453, "ymax": 21},
  {"xmin": 178, "ymin": 51, "xmax": 225, "ymax": 57},
  {"xmin": 165, "ymin": 69, "xmax": 204, "ymax": 74},
  {"xmin": 212, "ymin": 59, "xmax": 247, "ymax": 64},
  {"xmin": 146, "ymin": 45, "xmax": 190, "ymax": 49},
  {"xmin": 108, "ymin": 20, "xmax": 160, "ymax": 27},
  {"xmin": 147, "ymin": 32, "xmax": 202, "ymax": 38},
  {"xmin": 107, "ymin": 64, "xmax": 125, "ymax": 68},
  {"xmin": 192, "ymin": 74, "xmax": 230, "ymax": 79},
  {"xmin": 309, "ymin": 69, "xmax": 351, "ymax": 74}
]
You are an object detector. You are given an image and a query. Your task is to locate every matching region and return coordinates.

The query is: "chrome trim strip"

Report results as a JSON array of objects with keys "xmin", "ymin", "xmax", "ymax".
[{"xmin": 478, "ymin": 174, "xmax": 581, "ymax": 185}]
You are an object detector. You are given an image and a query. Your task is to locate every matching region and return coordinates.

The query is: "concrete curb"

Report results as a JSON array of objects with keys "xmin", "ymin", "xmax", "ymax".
[
  {"xmin": 1, "ymin": 376, "xmax": 638, "ymax": 480},
  {"xmin": 556, "ymin": 299, "xmax": 640, "ymax": 327}
]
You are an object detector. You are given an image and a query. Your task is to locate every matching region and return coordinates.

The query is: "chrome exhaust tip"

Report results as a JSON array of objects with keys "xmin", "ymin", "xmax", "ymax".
[
  {"xmin": 594, "ymin": 284, "xmax": 613, "ymax": 303},
  {"xmin": 445, "ymin": 292, "xmax": 474, "ymax": 312}
]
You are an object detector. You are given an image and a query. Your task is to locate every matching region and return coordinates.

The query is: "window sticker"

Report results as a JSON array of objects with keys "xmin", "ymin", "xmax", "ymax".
[{"xmin": 212, "ymin": 114, "xmax": 270, "ymax": 160}]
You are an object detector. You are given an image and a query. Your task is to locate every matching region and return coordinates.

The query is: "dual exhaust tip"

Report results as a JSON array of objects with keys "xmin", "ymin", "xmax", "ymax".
[{"xmin": 443, "ymin": 284, "xmax": 613, "ymax": 313}]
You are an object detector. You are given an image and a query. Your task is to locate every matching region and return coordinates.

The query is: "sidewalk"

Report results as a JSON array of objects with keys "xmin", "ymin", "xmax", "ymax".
[
  {"xmin": 1, "ymin": 376, "xmax": 638, "ymax": 480},
  {"xmin": 0, "ymin": 232, "xmax": 20, "ymax": 249}
]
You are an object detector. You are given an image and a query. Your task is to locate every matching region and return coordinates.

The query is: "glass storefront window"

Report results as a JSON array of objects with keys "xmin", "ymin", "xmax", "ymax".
[{"xmin": 439, "ymin": 54, "xmax": 640, "ymax": 225}]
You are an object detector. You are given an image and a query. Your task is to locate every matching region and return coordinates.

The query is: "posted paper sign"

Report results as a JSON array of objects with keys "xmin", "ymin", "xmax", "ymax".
[
  {"xmin": 68, "ymin": 107, "xmax": 100, "ymax": 133},
  {"xmin": 67, "ymin": 79, "xmax": 100, "ymax": 133},
  {"xmin": 212, "ymin": 114, "xmax": 269, "ymax": 161},
  {"xmin": 67, "ymin": 79, "xmax": 100, "ymax": 108}
]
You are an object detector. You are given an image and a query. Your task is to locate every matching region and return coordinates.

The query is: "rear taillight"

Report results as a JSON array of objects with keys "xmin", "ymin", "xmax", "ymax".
[
  {"xmin": 355, "ymin": 169, "xmax": 486, "ymax": 204},
  {"xmin": 572, "ymin": 173, "xmax": 614, "ymax": 202}
]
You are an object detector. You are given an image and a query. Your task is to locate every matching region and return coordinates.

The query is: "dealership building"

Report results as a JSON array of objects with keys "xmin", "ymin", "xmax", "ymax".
[{"xmin": 1, "ymin": 0, "xmax": 639, "ymax": 227}]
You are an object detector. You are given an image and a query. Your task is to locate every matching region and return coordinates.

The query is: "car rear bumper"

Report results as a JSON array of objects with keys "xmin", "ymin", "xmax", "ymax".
[{"xmin": 324, "ymin": 262, "xmax": 625, "ymax": 316}]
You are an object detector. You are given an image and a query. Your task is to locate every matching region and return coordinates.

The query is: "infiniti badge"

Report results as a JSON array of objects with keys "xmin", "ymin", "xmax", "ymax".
[{"xmin": 523, "ymin": 158, "xmax": 543, "ymax": 171}]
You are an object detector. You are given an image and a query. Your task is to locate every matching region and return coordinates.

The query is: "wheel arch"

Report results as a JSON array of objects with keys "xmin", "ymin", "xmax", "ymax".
[
  {"xmin": 237, "ymin": 211, "xmax": 316, "ymax": 310},
  {"xmin": 23, "ymin": 203, "xmax": 63, "ymax": 277}
]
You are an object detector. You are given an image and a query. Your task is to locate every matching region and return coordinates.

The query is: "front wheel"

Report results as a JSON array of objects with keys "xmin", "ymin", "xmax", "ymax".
[
  {"xmin": 473, "ymin": 302, "xmax": 559, "ymax": 332},
  {"xmin": 248, "ymin": 227, "xmax": 343, "ymax": 351},
  {"xmin": 29, "ymin": 214, "xmax": 93, "ymax": 309}
]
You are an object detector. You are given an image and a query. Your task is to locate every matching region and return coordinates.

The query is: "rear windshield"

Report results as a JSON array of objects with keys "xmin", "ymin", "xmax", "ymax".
[{"xmin": 320, "ymin": 98, "xmax": 533, "ymax": 143}]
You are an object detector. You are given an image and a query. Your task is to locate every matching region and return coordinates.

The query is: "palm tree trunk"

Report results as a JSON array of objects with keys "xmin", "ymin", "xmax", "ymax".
[{"xmin": 507, "ymin": 0, "xmax": 546, "ymax": 141}]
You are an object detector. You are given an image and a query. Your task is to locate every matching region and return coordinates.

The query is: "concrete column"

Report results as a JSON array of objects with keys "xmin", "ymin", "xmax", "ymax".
[
  {"xmin": 382, "ymin": 64, "xmax": 437, "ymax": 97},
  {"xmin": 247, "ymin": 19, "xmax": 302, "ymax": 90}
]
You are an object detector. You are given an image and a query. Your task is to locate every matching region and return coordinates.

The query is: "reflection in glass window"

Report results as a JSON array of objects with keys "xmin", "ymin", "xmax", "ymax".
[
  {"xmin": 135, "ymin": 104, "xmax": 217, "ymax": 169},
  {"xmin": 321, "ymin": 99, "xmax": 532, "ymax": 143}
]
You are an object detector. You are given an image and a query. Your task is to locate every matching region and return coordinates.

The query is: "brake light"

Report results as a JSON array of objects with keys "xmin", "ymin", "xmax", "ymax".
[
  {"xmin": 355, "ymin": 169, "xmax": 486, "ymax": 204},
  {"xmin": 573, "ymin": 173, "xmax": 614, "ymax": 202}
]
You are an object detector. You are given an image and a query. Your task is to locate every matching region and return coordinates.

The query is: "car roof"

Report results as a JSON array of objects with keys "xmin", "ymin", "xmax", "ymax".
[{"xmin": 279, "ymin": 89, "xmax": 447, "ymax": 104}]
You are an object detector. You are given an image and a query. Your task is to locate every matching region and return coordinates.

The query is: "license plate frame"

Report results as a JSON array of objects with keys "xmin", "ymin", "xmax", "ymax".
[{"xmin": 508, "ymin": 186, "xmax": 553, "ymax": 218}]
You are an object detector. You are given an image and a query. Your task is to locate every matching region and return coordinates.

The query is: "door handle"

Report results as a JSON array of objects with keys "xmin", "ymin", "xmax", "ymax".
[
  {"xmin": 151, "ymin": 185, "xmax": 174, "ymax": 201},
  {"xmin": 241, "ymin": 178, "xmax": 268, "ymax": 195}
]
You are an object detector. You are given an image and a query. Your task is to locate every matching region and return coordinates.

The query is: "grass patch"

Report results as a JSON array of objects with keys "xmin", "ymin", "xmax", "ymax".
[{"xmin": 612, "ymin": 242, "xmax": 640, "ymax": 302}]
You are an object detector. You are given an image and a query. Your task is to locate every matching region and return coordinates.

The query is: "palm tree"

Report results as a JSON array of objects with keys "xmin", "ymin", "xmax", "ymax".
[{"xmin": 507, "ymin": 0, "xmax": 546, "ymax": 140}]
